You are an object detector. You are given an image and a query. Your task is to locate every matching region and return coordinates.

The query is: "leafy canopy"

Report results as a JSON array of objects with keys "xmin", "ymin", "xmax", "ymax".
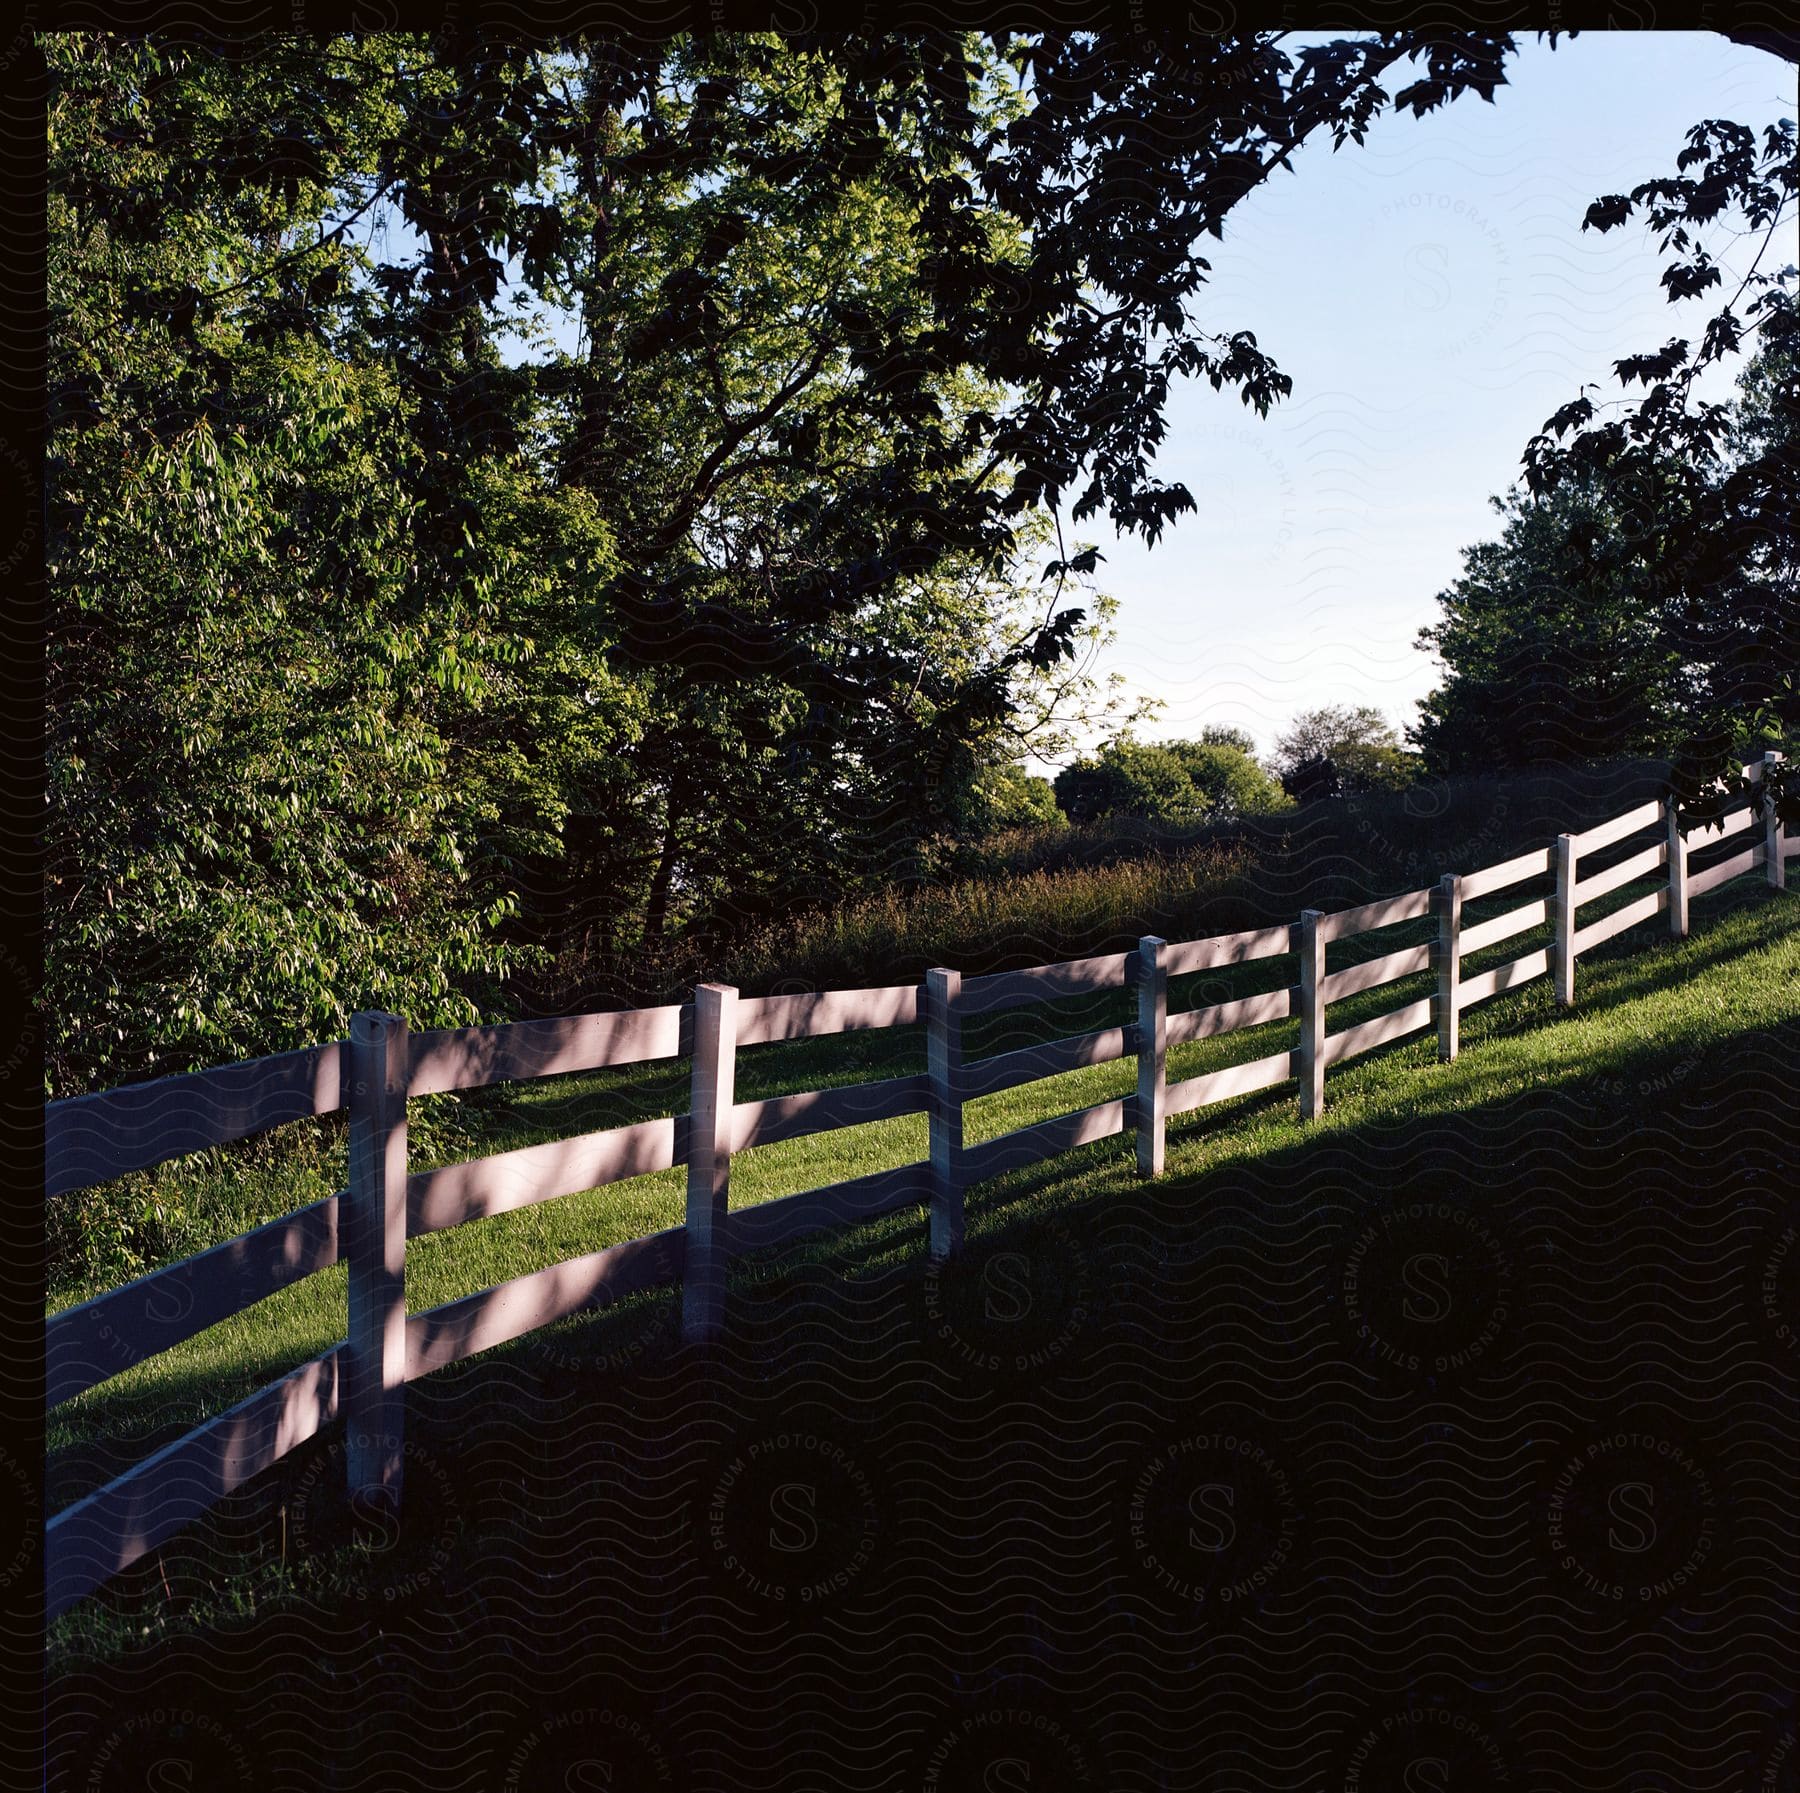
[
  {"xmin": 1054, "ymin": 734, "xmax": 1289, "ymax": 824},
  {"xmin": 1271, "ymin": 706, "xmax": 1417, "ymax": 801},
  {"xmin": 48, "ymin": 27, "xmax": 1534, "ymax": 1090},
  {"xmin": 1520, "ymin": 109, "xmax": 1798, "ymax": 822}
]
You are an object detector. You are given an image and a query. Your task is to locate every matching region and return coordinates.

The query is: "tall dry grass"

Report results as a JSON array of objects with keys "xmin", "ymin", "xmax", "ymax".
[
  {"xmin": 718, "ymin": 761, "xmax": 1676, "ymax": 993},
  {"xmin": 532, "ymin": 761, "xmax": 1679, "ymax": 1005}
]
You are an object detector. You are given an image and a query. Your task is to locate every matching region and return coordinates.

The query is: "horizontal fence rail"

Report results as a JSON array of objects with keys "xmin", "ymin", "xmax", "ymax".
[
  {"xmin": 958, "ymin": 952, "xmax": 1133, "ymax": 1018},
  {"xmin": 1163, "ymin": 921, "xmax": 1295, "ymax": 977},
  {"xmin": 43, "ymin": 756, "xmax": 1792, "ymax": 1619},
  {"xmin": 46, "ymin": 1042, "xmax": 348, "ymax": 1199},
  {"xmin": 409, "ymin": 1004, "xmax": 685, "ymax": 1097},
  {"xmin": 1167, "ymin": 1045, "xmax": 1296, "ymax": 1118},
  {"xmin": 1459, "ymin": 845, "xmax": 1555, "ymax": 902},
  {"xmin": 47, "ymin": 1195, "xmax": 341, "ymax": 1410},
  {"xmin": 1320, "ymin": 942, "xmax": 1432, "ymax": 1004},
  {"xmin": 735, "ymin": 984, "xmax": 921, "ymax": 1045},
  {"xmin": 1461, "ymin": 897, "xmax": 1550, "ymax": 957},
  {"xmin": 405, "ymin": 1228, "xmax": 685, "ymax": 1381},
  {"xmin": 733, "ymin": 1072, "xmax": 930, "ymax": 1151},
  {"xmin": 1576, "ymin": 797, "xmax": 1667, "ymax": 855},
  {"xmin": 407, "ymin": 1116, "xmax": 686, "ymax": 1238},
  {"xmin": 962, "ymin": 1096, "xmax": 1131, "ymax": 1185},
  {"xmin": 1459, "ymin": 948, "xmax": 1553, "ymax": 1012},
  {"xmin": 961, "ymin": 1029, "xmax": 1129, "ymax": 1103},
  {"xmin": 47, "ymin": 1350, "xmax": 342, "ymax": 1623},
  {"xmin": 1324, "ymin": 997, "xmax": 1437, "ymax": 1068},
  {"xmin": 1167, "ymin": 985, "xmax": 1296, "ymax": 1046},
  {"xmin": 1692, "ymin": 842, "xmax": 1766, "ymax": 897},
  {"xmin": 1316, "ymin": 885, "xmax": 1434, "ymax": 944}
]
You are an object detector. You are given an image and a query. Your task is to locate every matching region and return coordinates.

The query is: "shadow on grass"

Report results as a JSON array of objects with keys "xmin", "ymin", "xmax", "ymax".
[{"xmin": 48, "ymin": 876, "xmax": 1798, "ymax": 1674}]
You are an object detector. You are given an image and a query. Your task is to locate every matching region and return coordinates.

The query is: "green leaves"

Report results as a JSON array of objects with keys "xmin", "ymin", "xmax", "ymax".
[
  {"xmin": 46, "ymin": 34, "xmax": 601, "ymax": 1094},
  {"xmin": 49, "ymin": 28, "xmax": 1573, "ymax": 1085},
  {"xmin": 1054, "ymin": 733, "xmax": 1290, "ymax": 827},
  {"xmin": 1518, "ymin": 113, "xmax": 1797, "ymax": 788}
]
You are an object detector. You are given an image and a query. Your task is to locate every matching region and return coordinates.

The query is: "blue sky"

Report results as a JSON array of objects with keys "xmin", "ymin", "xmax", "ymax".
[
  {"xmin": 455, "ymin": 34, "xmax": 1792, "ymax": 768},
  {"xmin": 1070, "ymin": 31, "xmax": 1795, "ymax": 766}
]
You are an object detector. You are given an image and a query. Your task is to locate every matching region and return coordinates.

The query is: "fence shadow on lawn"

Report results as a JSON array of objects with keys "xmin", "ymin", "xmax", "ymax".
[
  {"xmin": 43, "ymin": 760, "xmax": 1795, "ymax": 1628},
  {"xmin": 46, "ymin": 865, "xmax": 1799, "ymax": 1655}
]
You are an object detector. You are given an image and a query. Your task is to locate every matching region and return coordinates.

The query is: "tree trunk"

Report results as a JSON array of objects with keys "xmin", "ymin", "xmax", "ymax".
[{"xmin": 641, "ymin": 799, "xmax": 681, "ymax": 945}]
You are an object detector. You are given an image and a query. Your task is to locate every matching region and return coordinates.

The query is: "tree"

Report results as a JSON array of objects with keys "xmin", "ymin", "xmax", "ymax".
[
  {"xmin": 1197, "ymin": 723, "xmax": 1258, "ymax": 756},
  {"xmin": 47, "ymin": 28, "xmax": 1539, "ymax": 1084},
  {"xmin": 46, "ymin": 35, "xmax": 614, "ymax": 1091},
  {"xmin": 1520, "ymin": 108, "xmax": 1798, "ymax": 824},
  {"xmin": 1054, "ymin": 732, "xmax": 1289, "ymax": 824},
  {"xmin": 1271, "ymin": 706, "xmax": 1418, "ymax": 798},
  {"xmin": 955, "ymin": 763, "xmax": 1064, "ymax": 835},
  {"xmin": 1055, "ymin": 738, "xmax": 1204, "ymax": 825},
  {"xmin": 1410, "ymin": 474, "xmax": 1693, "ymax": 773},
  {"xmin": 1165, "ymin": 739, "xmax": 1292, "ymax": 819},
  {"xmin": 524, "ymin": 32, "xmax": 1523, "ymax": 941}
]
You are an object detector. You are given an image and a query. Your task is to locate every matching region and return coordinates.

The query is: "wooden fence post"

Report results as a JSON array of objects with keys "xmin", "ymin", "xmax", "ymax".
[
  {"xmin": 346, "ymin": 1009, "xmax": 408, "ymax": 1518},
  {"xmin": 1135, "ymin": 935, "xmax": 1168, "ymax": 1177},
  {"xmin": 1298, "ymin": 911, "xmax": 1325, "ymax": 1121},
  {"xmin": 1765, "ymin": 750, "xmax": 1787, "ymax": 890},
  {"xmin": 682, "ymin": 983, "xmax": 738, "ymax": 1344},
  {"xmin": 1554, "ymin": 833, "xmax": 1578, "ymax": 1006},
  {"xmin": 1666, "ymin": 797, "xmax": 1688, "ymax": 937},
  {"xmin": 1433, "ymin": 873, "xmax": 1461, "ymax": 1062},
  {"xmin": 925, "ymin": 968, "xmax": 964, "ymax": 1260}
]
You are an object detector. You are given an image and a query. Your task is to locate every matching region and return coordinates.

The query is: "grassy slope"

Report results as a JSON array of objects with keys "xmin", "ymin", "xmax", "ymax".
[
  {"xmin": 45, "ymin": 875, "xmax": 1800, "ymax": 1679},
  {"xmin": 46, "ymin": 861, "xmax": 1798, "ymax": 1531}
]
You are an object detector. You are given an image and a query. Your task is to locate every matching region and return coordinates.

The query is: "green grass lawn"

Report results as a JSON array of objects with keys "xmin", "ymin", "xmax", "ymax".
[{"xmin": 45, "ymin": 861, "xmax": 1800, "ymax": 1656}]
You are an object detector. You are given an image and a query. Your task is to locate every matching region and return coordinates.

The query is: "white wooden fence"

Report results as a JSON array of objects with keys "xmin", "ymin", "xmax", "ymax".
[{"xmin": 42, "ymin": 756, "xmax": 1793, "ymax": 1619}]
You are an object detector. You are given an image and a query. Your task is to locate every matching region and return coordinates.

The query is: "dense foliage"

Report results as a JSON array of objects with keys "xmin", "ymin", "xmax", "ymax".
[
  {"xmin": 1270, "ymin": 705, "xmax": 1417, "ymax": 800},
  {"xmin": 49, "ymin": 27, "xmax": 1529, "ymax": 1094},
  {"xmin": 1053, "ymin": 732, "xmax": 1290, "ymax": 825},
  {"xmin": 1412, "ymin": 473, "xmax": 1695, "ymax": 772},
  {"xmin": 1416, "ymin": 337, "xmax": 1796, "ymax": 775},
  {"xmin": 1516, "ymin": 115, "xmax": 1798, "ymax": 821},
  {"xmin": 48, "ymin": 38, "xmax": 596, "ymax": 1083}
]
